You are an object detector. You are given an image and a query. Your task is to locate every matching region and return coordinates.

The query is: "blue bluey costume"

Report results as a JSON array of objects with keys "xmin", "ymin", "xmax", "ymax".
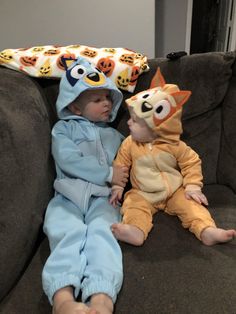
[{"xmin": 42, "ymin": 57, "xmax": 124, "ymax": 305}]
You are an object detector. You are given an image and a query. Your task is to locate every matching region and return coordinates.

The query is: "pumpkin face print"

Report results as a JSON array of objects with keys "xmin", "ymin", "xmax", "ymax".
[
  {"xmin": 135, "ymin": 52, "xmax": 143, "ymax": 59},
  {"xmin": 44, "ymin": 49, "xmax": 60, "ymax": 56},
  {"xmin": 31, "ymin": 46, "xmax": 45, "ymax": 53},
  {"xmin": 119, "ymin": 53, "xmax": 135, "ymax": 66},
  {"xmin": 116, "ymin": 68, "xmax": 130, "ymax": 89},
  {"xmin": 103, "ymin": 48, "xmax": 116, "ymax": 54},
  {"xmin": 20, "ymin": 56, "xmax": 38, "ymax": 66},
  {"xmin": 57, "ymin": 53, "xmax": 76, "ymax": 70},
  {"xmin": 0, "ymin": 50, "xmax": 13, "ymax": 63},
  {"xmin": 97, "ymin": 57, "xmax": 115, "ymax": 77},
  {"xmin": 141, "ymin": 63, "xmax": 149, "ymax": 71},
  {"xmin": 81, "ymin": 48, "xmax": 98, "ymax": 58},
  {"xmin": 38, "ymin": 59, "xmax": 52, "ymax": 76},
  {"xmin": 130, "ymin": 66, "xmax": 140, "ymax": 86}
]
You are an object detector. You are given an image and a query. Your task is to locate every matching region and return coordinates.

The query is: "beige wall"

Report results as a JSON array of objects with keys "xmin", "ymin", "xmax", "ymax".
[
  {"xmin": 0, "ymin": 0, "xmax": 155, "ymax": 57},
  {"xmin": 155, "ymin": 0, "xmax": 191, "ymax": 57}
]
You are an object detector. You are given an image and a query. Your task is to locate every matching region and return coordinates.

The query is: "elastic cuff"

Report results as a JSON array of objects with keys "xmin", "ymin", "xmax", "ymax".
[
  {"xmin": 185, "ymin": 184, "xmax": 201, "ymax": 191},
  {"xmin": 82, "ymin": 279, "xmax": 122, "ymax": 304},
  {"xmin": 192, "ymin": 221, "xmax": 217, "ymax": 240},
  {"xmin": 122, "ymin": 217, "xmax": 152, "ymax": 240},
  {"xmin": 43, "ymin": 274, "xmax": 81, "ymax": 305}
]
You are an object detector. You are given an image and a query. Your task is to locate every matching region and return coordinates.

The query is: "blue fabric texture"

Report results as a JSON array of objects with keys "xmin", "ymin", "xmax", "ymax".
[{"xmin": 42, "ymin": 57, "xmax": 124, "ymax": 305}]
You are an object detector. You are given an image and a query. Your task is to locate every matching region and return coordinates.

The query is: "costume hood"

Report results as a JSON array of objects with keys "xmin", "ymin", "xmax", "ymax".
[
  {"xmin": 126, "ymin": 68, "xmax": 191, "ymax": 143},
  {"xmin": 56, "ymin": 56, "xmax": 123, "ymax": 121}
]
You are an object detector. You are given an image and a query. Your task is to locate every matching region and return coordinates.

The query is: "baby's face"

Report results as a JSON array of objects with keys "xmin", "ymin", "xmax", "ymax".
[
  {"xmin": 127, "ymin": 111, "xmax": 156, "ymax": 143},
  {"xmin": 69, "ymin": 89, "xmax": 113, "ymax": 122}
]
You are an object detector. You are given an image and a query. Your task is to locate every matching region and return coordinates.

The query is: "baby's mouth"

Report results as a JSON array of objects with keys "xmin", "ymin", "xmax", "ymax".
[{"xmin": 104, "ymin": 109, "xmax": 111, "ymax": 114}]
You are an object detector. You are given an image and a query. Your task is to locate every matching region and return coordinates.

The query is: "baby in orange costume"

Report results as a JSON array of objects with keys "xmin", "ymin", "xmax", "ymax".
[{"xmin": 110, "ymin": 68, "xmax": 236, "ymax": 246}]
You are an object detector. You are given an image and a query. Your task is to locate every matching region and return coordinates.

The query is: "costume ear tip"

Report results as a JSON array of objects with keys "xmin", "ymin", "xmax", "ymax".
[
  {"xmin": 186, "ymin": 90, "xmax": 192, "ymax": 98},
  {"xmin": 61, "ymin": 55, "xmax": 78, "ymax": 70}
]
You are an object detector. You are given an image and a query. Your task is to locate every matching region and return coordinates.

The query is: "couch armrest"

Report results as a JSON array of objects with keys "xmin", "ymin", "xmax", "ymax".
[{"xmin": 0, "ymin": 67, "xmax": 55, "ymax": 300}]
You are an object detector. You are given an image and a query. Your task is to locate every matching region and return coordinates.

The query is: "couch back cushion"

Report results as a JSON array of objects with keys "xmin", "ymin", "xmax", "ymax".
[
  {"xmin": 217, "ymin": 55, "xmax": 236, "ymax": 191},
  {"xmin": 115, "ymin": 52, "xmax": 235, "ymax": 185}
]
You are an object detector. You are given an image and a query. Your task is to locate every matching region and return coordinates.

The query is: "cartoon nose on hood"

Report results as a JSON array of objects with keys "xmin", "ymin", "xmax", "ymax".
[
  {"xmin": 86, "ymin": 72, "xmax": 103, "ymax": 83},
  {"xmin": 56, "ymin": 56, "xmax": 123, "ymax": 121}
]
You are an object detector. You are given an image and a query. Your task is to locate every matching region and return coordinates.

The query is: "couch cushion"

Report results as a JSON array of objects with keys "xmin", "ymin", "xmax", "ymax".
[
  {"xmin": 217, "ymin": 53, "xmax": 236, "ymax": 192},
  {"xmin": 0, "ymin": 67, "xmax": 55, "ymax": 300},
  {"xmin": 1, "ymin": 185, "xmax": 235, "ymax": 314}
]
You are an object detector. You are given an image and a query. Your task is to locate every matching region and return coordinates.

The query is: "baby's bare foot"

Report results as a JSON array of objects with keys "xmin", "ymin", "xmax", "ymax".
[
  {"xmin": 111, "ymin": 223, "xmax": 144, "ymax": 246},
  {"xmin": 201, "ymin": 227, "xmax": 236, "ymax": 246},
  {"xmin": 90, "ymin": 293, "xmax": 113, "ymax": 314},
  {"xmin": 53, "ymin": 300, "xmax": 97, "ymax": 314}
]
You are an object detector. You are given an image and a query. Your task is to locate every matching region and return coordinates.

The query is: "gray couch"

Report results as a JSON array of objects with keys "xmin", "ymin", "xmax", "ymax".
[{"xmin": 0, "ymin": 51, "xmax": 236, "ymax": 314}]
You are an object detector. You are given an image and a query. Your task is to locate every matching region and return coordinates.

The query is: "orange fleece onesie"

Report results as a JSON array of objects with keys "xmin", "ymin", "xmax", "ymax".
[{"xmin": 113, "ymin": 69, "xmax": 216, "ymax": 241}]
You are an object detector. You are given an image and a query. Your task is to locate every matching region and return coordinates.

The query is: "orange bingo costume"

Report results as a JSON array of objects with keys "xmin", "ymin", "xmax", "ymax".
[{"xmin": 113, "ymin": 68, "xmax": 216, "ymax": 241}]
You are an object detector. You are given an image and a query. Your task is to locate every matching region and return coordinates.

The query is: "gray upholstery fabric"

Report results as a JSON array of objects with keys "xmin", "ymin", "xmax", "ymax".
[
  {"xmin": 218, "ymin": 58, "xmax": 236, "ymax": 192},
  {"xmin": 0, "ymin": 68, "xmax": 55, "ymax": 301}
]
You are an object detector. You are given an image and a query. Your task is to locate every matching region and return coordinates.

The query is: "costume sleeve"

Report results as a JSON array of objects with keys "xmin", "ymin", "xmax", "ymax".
[
  {"xmin": 113, "ymin": 136, "xmax": 133, "ymax": 169},
  {"xmin": 175, "ymin": 141, "xmax": 203, "ymax": 188},
  {"xmin": 52, "ymin": 120, "xmax": 113, "ymax": 186}
]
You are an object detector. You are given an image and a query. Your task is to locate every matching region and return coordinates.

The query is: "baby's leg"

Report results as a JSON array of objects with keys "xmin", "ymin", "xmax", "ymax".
[
  {"xmin": 200, "ymin": 227, "xmax": 236, "ymax": 246},
  {"xmin": 53, "ymin": 287, "xmax": 97, "ymax": 314},
  {"xmin": 111, "ymin": 223, "xmax": 145, "ymax": 246},
  {"xmin": 81, "ymin": 197, "xmax": 123, "ymax": 311},
  {"xmin": 166, "ymin": 187, "xmax": 214, "ymax": 240},
  {"xmin": 111, "ymin": 190, "xmax": 155, "ymax": 246},
  {"xmin": 90, "ymin": 293, "xmax": 114, "ymax": 314},
  {"xmin": 166, "ymin": 187, "xmax": 236, "ymax": 245}
]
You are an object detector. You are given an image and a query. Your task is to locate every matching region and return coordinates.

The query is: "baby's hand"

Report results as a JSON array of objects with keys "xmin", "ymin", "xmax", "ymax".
[
  {"xmin": 185, "ymin": 189, "xmax": 209, "ymax": 205},
  {"xmin": 110, "ymin": 187, "xmax": 123, "ymax": 207},
  {"xmin": 112, "ymin": 165, "xmax": 129, "ymax": 187}
]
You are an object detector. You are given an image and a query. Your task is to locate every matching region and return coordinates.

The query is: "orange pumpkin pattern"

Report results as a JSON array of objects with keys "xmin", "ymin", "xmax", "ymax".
[
  {"xmin": 97, "ymin": 56, "xmax": 115, "ymax": 77},
  {"xmin": 20, "ymin": 56, "xmax": 38, "ymax": 66},
  {"xmin": 0, "ymin": 44, "xmax": 149, "ymax": 92}
]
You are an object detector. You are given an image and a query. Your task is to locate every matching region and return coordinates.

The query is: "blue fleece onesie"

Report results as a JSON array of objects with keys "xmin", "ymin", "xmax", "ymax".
[{"xmin": 42, "ymin": 57, "xmax": 124, "ymax": 305}]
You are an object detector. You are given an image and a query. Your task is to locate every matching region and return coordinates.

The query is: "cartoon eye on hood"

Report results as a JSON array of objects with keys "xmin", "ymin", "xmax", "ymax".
[
  {"xmin": 66, "ymin": 62, "xmax": 105, "ymax": 87},
  {"xmin": 153, "ymin": 99, "xmax": 171, "ymax": 119},
  {"xmin": 152, "ymin": 99, "xmax": 175, "ymax": 126},
  {"xmin": 56, "ymin": 56, "xmax": 123, "ymax": 122}
]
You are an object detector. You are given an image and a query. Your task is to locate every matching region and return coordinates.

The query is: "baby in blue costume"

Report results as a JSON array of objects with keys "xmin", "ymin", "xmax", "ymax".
[{"xmin": 42, "ymin": 57, "xmax": 128, "ymax": 314}]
